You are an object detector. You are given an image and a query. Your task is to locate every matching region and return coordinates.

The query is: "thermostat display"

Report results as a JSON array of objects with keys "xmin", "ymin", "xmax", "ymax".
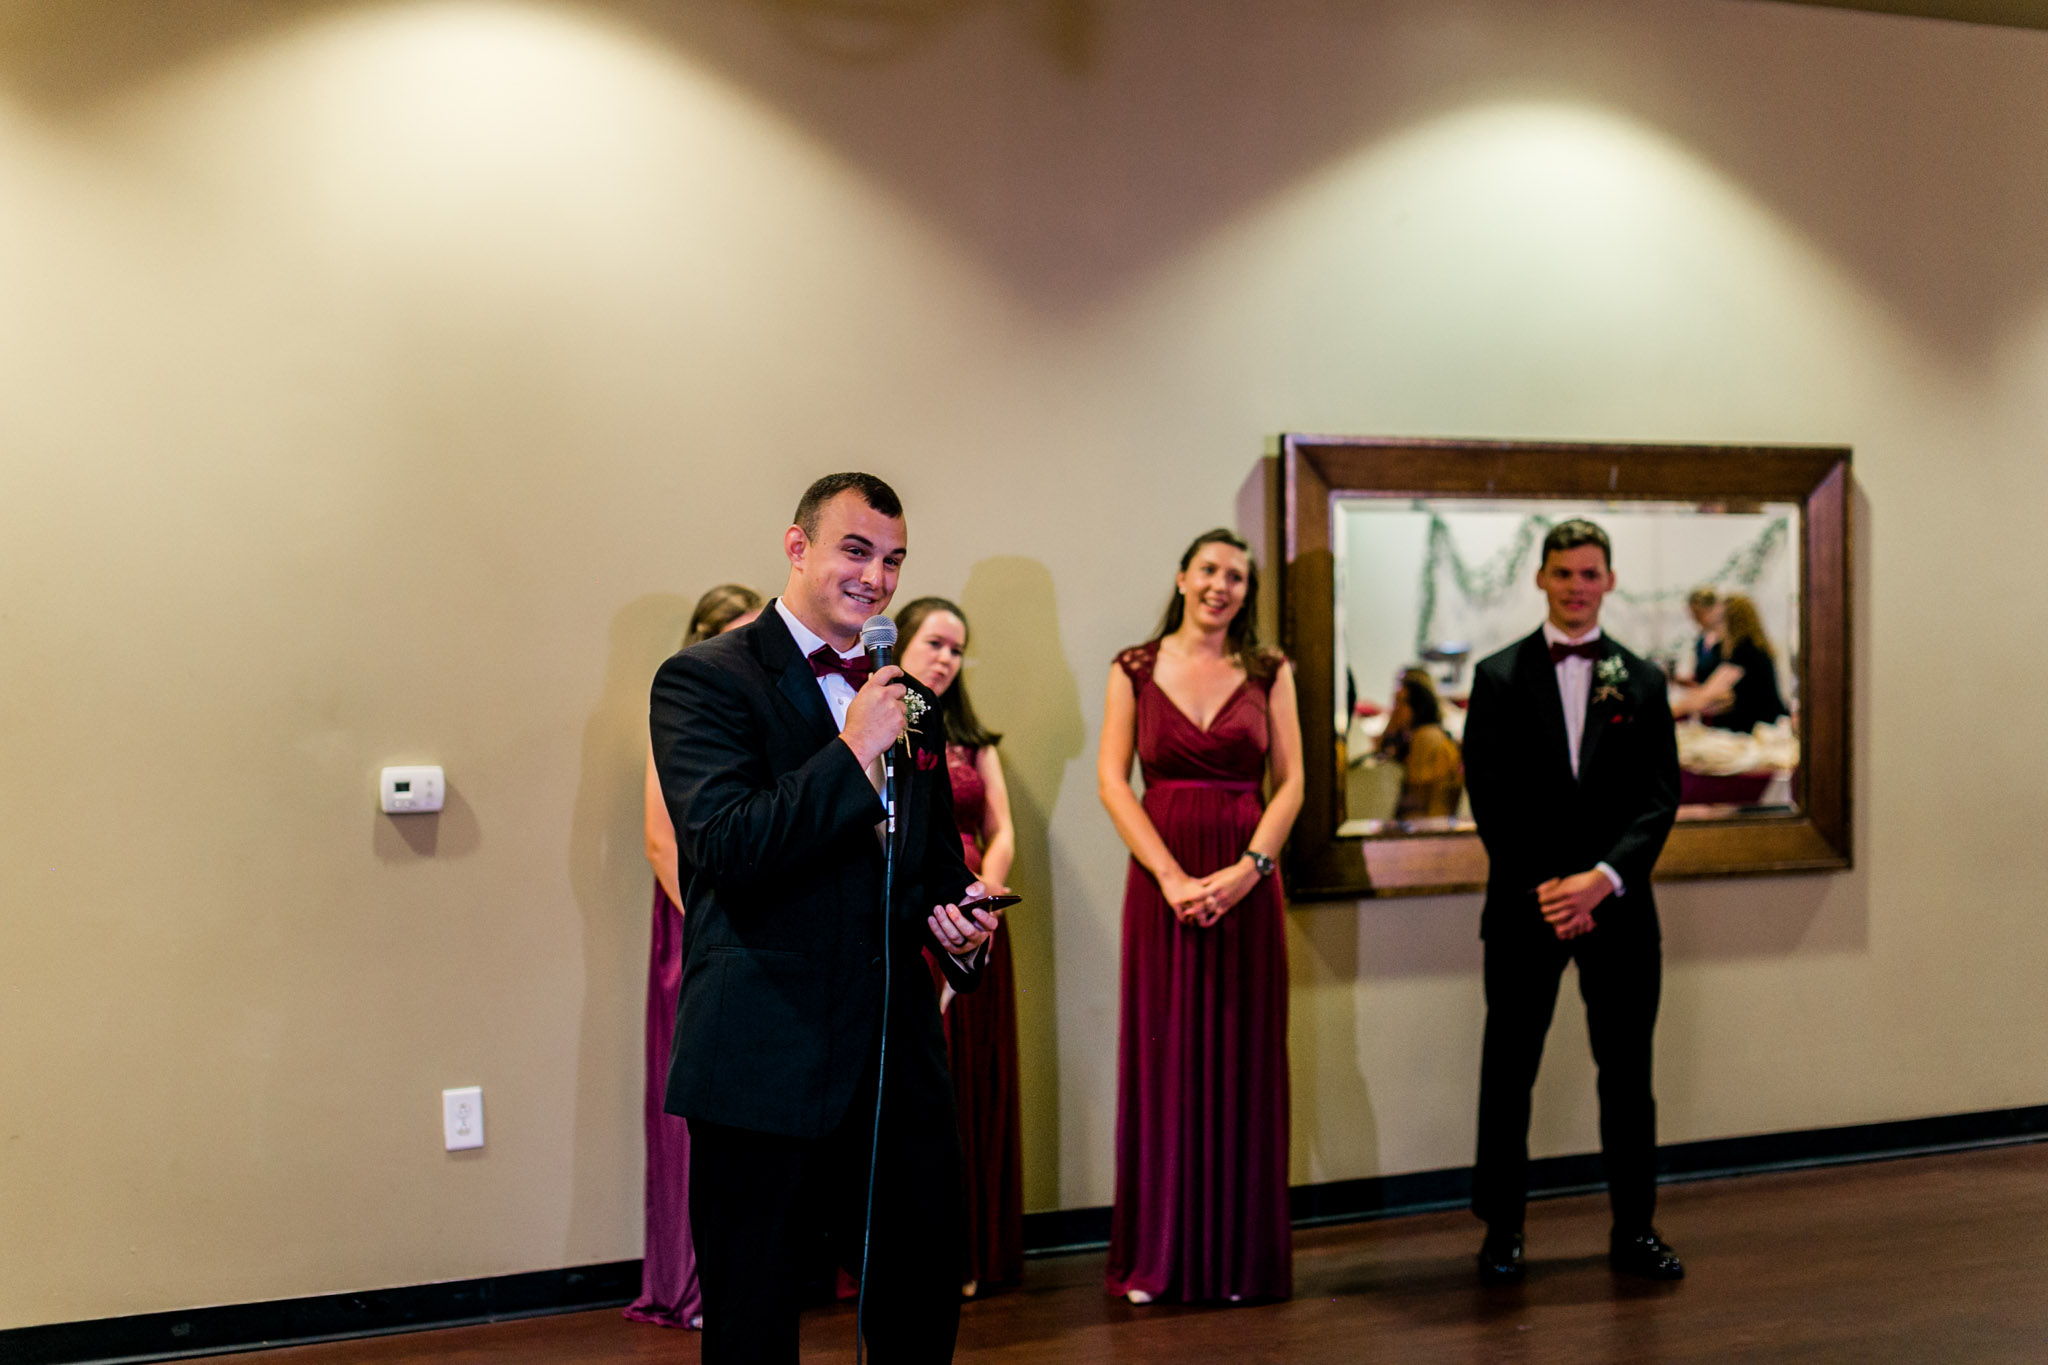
[{"xmin": 380, "ymin": 765, "xmax": 445, "ymax": 814}]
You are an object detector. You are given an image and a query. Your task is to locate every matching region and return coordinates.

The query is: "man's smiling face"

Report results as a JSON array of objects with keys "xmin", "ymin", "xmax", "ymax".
[
  {"xmin": 1536, "ymin": 543, "xmax": 1614, "ymax": 637},
  {"xmin": 785, "ymin": 490, "xmax": 908, "ymax": 648}
]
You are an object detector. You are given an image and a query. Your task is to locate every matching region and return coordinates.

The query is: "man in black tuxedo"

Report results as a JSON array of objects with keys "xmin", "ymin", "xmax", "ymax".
[
  {"xmin": 650, "ymin": 472, "xmax": 1001, "ymax": 1363},
  {"xmin": 1461, "ymin": 518, "xmax": 1684, "ymax": 1284}
]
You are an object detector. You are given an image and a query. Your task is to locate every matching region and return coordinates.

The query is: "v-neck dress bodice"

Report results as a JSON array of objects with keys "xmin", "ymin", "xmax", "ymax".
[
  {"xmin": 1105, "ymin": 640, "xmax": 1292, "ymax": 1304},
  {"xmin": 1129, "ymin": 644, "xmax": 1271, "ymax": 789}
]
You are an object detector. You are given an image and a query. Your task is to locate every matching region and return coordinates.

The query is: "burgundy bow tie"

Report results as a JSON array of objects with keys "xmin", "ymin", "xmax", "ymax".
[
  {"xmin": 808, "ymin": 645, "xmax": 873, "ymax": 685},
  {"xmin": 1549, "ymin": 639, "xmax": 1603, "ymax": 665}
]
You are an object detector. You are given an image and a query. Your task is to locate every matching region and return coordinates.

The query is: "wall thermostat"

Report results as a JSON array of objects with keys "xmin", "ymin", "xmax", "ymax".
[{"xmin": 380, "ymin": 765, "xmax": 445, "ymax": 814}]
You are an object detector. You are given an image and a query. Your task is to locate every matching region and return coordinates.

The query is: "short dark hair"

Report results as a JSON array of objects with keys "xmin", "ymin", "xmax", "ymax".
[
  {"xmin": 1541, "ymin": 518, "xmax": 1612, "ymax": 570},
  {"xmin": 793, "ymin": 472, "xmax": 903, "ymax": 539}
]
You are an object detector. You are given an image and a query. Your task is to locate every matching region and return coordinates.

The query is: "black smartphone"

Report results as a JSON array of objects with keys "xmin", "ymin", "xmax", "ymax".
[{"xmin": 956, "ymin": 894, "xmax": 1022, "ymax": 915}]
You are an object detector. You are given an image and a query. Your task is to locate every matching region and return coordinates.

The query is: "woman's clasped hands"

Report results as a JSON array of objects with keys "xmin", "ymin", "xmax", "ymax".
[{"xmin": 1160, "ymin": 858, "xmax": 1261, "ymax": 928}]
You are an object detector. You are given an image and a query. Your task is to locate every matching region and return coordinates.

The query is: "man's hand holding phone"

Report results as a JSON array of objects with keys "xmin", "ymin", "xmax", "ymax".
[{"xmin": 928, "ymin": 881, "xmax": 1018, "ymax": 958}]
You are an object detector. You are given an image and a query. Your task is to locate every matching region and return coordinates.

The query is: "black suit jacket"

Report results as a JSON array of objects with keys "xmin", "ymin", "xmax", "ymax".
[
  {"xmin": 650, "ymin": 604, "xmax": 979, "ymax": 1139},
  {"xmin": 1461, "ymin": 629, "xmax": 1680, "ymax": 941}
]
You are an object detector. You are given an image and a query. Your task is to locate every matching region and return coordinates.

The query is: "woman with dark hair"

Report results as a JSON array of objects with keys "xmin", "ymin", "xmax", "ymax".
[
  {"xmin": 626, "ymin": 583, "xmax": 763, "ymax": 1333},
  {"xmin": 1377, "ymin": 668, "xmax": 1463, "ymax": 819},
  {"xmin": 894, "ymin": 595, "xmax": 1023, "ymax": 1299},
  {"xmin": 1097, "ymin": 528, "xmax": 1304, "ymax": 1305}
]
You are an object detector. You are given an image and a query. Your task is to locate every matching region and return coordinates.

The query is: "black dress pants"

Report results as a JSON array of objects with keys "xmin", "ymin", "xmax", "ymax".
[
  {"xmin": 689, "ymin": 1053, "xmax": 965, "ymax": 1365},
  {"xmin": 1472, "ymin": 922, "xmax": 1661, "ymax": 1237}
]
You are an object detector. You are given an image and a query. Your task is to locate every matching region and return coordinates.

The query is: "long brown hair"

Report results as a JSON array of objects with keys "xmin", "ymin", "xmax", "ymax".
[
  {"xmin": 892, "ymin": 596, "xmax": 1002, "ymax": 750},
  {"xmin": 1152, "ymin": 528, "xmax": 1277, "ymax": 679},
  {"xmin": 1720, "ymin": 593, "xmax": 1772, "ymax": 657},
  {"xmin": 684, "ymin": 584, "xmax": 763, "ymax": 648},
  {"xmin": 1398, "ymin": 669, "xmax": 1443, "ymax": 728}
]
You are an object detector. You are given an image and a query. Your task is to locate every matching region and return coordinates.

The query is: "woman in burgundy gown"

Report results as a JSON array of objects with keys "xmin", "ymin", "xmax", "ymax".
[
  {"xmin": 1097, "ymin": 529, "xmax": 1304, "ymax": 1305},
  {"xmin": 626, "ymin": 584, "xmax": 761, "ymax": 1331},
  {"xmin": 897, "ymin": 596, "xmax": 1025, "ymax": 1297}
]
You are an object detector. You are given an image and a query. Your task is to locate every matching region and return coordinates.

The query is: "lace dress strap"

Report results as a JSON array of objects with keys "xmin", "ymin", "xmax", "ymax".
[{"xmin": 1115, "ymin": 641, "xmax": 1160, "ymax": 687}]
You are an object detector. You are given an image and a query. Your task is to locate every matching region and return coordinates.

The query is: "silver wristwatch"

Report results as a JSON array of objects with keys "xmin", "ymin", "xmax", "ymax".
[{"xmin": 1246, "ymin": 850, "xmax": 1275, "ymax": 878}]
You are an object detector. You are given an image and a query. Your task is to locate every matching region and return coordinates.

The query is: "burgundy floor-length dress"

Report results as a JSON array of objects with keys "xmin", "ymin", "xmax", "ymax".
[
  {"xmin": 1105, "ymin": 642, "xmax": 1292, "ymax": 1304},
  {"xmin": 937, "ymin": 743, "xmax": 1025, "ymax": 1289},
  {"xmin": 623, "ymin": 883, "xmax": 703, "ymax": 1329}
]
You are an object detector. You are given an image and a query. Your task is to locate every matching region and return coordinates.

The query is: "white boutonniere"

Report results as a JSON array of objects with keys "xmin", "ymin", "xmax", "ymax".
[
  {"xmin": 1593, "ymin": 653, "xmax": 1628, "ymax": 705},
  {"xmin": 904, "ymin": 689, "xmax": 931, "ymax": 736}
]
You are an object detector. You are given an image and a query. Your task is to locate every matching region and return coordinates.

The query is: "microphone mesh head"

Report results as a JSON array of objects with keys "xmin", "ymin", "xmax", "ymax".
[{"xmin": 859, "ymin": 615, "xmax": 897, "ymax": 651}]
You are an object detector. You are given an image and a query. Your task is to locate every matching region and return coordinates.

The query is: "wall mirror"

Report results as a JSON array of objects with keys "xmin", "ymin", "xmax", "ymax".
[{"xmin": 1280, "ymin": 435, "xmax": 1851, "ymax": 899}]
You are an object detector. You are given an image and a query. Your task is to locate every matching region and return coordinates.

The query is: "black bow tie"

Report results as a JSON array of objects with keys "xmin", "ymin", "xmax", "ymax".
[
  {"xmin": 808, "ymin": 645, "xmax": 873, "ymax": 685},
  {"xmin": 1549, "ymin": 640, "xmax": 1602, "ymax": 665}
]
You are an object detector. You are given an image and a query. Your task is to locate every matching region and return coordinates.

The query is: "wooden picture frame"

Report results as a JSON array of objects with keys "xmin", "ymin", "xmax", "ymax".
[{"xmin": 1280, "ymin": 434, "xmax": 1852, "ymax": 900}]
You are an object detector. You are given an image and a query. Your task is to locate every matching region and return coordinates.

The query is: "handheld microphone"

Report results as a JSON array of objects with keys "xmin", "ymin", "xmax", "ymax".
[
  {"xmin": 861, "ymin": 613, "xmax": 905, "ymax": 781},
  {"xmin": 859, "ymin": 614, "xmax": 896, "ymax": 674}
]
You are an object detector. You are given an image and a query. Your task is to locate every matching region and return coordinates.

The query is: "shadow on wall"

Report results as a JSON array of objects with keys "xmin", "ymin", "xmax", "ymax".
[
  {"xmin": 0, "ymin": 0, "xmax": 349, "ymax": 107},
  {"xmin": 19, "ymin": 1, "xmax": 2048, "ymax": 355},
  {"xmin": 642, "ymin": 0, "xmax": 2048, "ymax": 353},
  {"xmin": 734, "ymin": 0, "xmax": 1103, "ymax": 72},
  {"xmin": 370, "ymin": 783, "xmax": 481, "ymax": 860},
  {"xmin": 564, "ymin": 591, "xmax": 694, "ymax": 1259},
  {"xmin": 1286, "ymin": 903, "xmax": 1382, "ymax": 1183},
  {"xmin": 959, "ymin": 555, "xmax": 1085, "ymax": 1213},
  {"xmin": 0, "ymin": 0, "xmax": 1100, "ymax": 107}
]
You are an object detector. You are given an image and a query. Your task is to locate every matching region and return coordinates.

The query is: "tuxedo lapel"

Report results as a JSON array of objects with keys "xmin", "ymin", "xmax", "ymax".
[
  {"xmin": 1576, "ymin": 637, "xmax": 1622, "ymax": 779},
  {"xmin": 1515, "ymin": 631, "xmax": 1576, "ymax": 784},
  {"xmin": 751, "ymin": 607, "xmax": 838, "ymax": 749}
]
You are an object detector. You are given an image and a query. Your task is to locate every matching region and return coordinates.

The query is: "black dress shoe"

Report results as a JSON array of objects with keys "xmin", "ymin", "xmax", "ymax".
[
  {"xmin": 1610, "ymin": 1231, "xmax": 1685, "ymax": 1280},
  {"xmin": 1477, "ymin": 1230, "xmax": 1525, "ymax": 1284}
]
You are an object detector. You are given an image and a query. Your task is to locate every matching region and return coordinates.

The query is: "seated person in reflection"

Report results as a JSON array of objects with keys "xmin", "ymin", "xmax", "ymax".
[
  {"xmin": 1672, "ymin": 592, "xmax": 1787, "ymax": 734},
  {"xmin": 1683, "ymin": 586, "xmax": 1722, "ymax": 683},
  {"xmin": 1374, "ymin": 668, "xmax": 1463, "ymax": 819}
]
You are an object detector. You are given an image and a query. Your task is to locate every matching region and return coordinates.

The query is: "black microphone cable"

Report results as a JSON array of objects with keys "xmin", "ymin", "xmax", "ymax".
[{"xmin": 854, "ymin": 615, "xmax": 899, "ymax": 1365}]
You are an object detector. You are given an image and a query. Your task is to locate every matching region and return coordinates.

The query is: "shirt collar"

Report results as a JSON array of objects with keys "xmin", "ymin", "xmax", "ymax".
[
  {"xmin": 774, "ymin": 598, "xmax": 861, "ymax": 661},
  {"xmin": 1542, "ymin": 620, "xmax": 1604, "ymax": 649}
]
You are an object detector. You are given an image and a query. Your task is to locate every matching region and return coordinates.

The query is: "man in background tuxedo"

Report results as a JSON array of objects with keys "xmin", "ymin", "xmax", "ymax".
[
  {"xmin": 1461, "ymin": 518, "xmax": 1684, "ymax": 1284},
  {"xmin": 650, "ymin": 472, "xmax": 1001, "ymax": 1363}
]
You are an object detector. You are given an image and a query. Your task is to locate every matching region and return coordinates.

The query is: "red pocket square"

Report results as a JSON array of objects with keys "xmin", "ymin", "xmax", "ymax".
[{"xmin": 915, "ymin": 748, "xmax": 942, "ymax": 771}]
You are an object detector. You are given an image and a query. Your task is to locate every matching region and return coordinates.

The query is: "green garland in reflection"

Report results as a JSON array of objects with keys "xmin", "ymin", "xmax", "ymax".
[{"xmin": 1414, "ymin": 514, "xmax": 1790, "ymax": 657}]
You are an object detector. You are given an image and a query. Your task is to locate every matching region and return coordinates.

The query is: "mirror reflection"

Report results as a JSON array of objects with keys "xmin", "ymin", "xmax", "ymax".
[{"xmin": 1334, "ymin": 497, "xmax": 1801, "ymax": 836}]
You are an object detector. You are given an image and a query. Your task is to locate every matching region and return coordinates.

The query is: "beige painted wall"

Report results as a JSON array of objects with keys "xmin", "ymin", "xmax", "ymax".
[{"xmin": 4, "ymin": 0, "xmax": 2048, "ymax": 1328}]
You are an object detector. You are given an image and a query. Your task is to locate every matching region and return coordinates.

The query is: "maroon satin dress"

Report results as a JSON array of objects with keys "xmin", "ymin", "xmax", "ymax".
[
  {"xmin": 934, "ymin": 743, "xmax": 1025, "ymax": 1288},
  {"xmin": 624, "ymin": 882, "xmax": 702, "ymax": 1328},
  {"xmin": 1105, "ymin": 642, "xmax": 1292, "ymax": 1303}
]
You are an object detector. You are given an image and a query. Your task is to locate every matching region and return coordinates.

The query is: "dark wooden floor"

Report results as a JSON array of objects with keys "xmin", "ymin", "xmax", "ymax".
[{"xmin": 211, "ymin": 1144, "xmax": 2048, "ymax": 1363}]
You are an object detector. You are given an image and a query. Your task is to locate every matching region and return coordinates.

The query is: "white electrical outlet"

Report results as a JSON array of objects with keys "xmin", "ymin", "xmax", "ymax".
[{"xmin": 442, "ymin": 1086, "xmax": 484, "ymax": 1151}]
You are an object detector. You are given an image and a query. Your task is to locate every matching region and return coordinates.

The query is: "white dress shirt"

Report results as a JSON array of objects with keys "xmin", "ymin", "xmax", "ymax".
[
  {"xmin": 775, "ymin": 598, "xmax": 862, "ymax": 731},
  {"xmin": 1542, "ymin": 620, "xmax": 1626, "ymax": 899},
  {"xmin": 774, "ymin": 600, "xmax": 988, "ymax": 962}
]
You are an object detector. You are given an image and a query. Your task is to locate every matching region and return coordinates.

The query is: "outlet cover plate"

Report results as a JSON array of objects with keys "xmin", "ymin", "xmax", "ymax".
[{"xmin": 442, "ymin": 1086, "xmax": 484, "ymax": 1151}]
